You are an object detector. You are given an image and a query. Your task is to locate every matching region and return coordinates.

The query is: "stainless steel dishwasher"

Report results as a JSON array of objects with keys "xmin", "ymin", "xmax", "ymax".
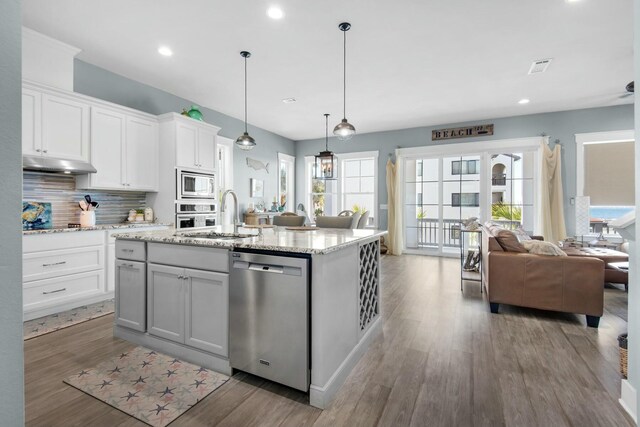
[{"xmin": 229, "ymin": 250, "xmax": 310, "ymax": 391}]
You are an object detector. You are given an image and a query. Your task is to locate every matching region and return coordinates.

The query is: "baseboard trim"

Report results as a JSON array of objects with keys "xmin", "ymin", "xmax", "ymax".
[
  {"xmin": 114, "ymin": 325, "xmax": 232, "ymax": 376},
  {"xmin": 620, "ymin": 379, "xmax": 638, "ymax": 424},
  {"xmin": 309, "ymin": 316, "xmax": 382, "ymax": 409}
]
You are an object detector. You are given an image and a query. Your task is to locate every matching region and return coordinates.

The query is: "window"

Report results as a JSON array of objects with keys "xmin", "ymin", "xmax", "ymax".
[
  {"xmin": 451, "ymin": 159, "xmax": 479, "ymax": 175},
  {"xmin": 305, "ymin": 151, "xmax": 378, "ymax": 226},
  {"xmin": 342, "ymin": 155, "xmax": 376, "ymax": 227},
  {"xmin": 489, "ymin": 152, "xmax": 535, "ymax": 231},
  {"xmin": 277, "ymin": 153, "xmax": 295, "ymax": 211},
  {"xmin": 452, "ymin": 192, "xmax": 479, "ymax": 207}
]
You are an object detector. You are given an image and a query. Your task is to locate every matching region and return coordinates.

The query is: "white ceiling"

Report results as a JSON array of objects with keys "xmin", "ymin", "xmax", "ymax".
[{"xmin": 23, "ymin": 0, "xmax": 634, "ymax": 141}]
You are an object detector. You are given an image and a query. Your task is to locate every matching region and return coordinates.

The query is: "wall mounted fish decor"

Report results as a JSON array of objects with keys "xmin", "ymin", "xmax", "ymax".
[{"xmin": 246, "ymin": 157, "xmax": 269, "ymax": 173}]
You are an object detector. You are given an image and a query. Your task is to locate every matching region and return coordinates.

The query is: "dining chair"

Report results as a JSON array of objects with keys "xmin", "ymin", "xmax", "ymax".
[
  {"xmin": 315, "ymin": 216, "xmax": 355, "ymax": 229},
  {"xmin": 272, "ymin": 214, "xmax": 306, "ymax": 227},
  {"xmin": 357, "ymin": 211, "xmax": 370, "ymax": 229}
]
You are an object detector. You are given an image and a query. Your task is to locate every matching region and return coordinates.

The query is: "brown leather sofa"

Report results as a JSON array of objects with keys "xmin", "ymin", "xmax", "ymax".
[{"xmin": 482, "ymin": 227, "xmax": 605, "ymax": 327}]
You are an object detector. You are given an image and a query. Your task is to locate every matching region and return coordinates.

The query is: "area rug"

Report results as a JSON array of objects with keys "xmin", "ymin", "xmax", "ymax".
[
  {"xmin": 24, "ymin": 299, "xmax": 115, "ymax": 340},
  {"xmin": 64, "ymin": 346, "xmax": 229, "ymax": 427}
]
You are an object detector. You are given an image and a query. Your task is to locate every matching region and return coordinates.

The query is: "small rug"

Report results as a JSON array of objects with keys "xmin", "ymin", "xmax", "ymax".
[
  {"xmin": 24, "ymin": 299, "xmax": 115, "ymax": 340},
  {"xmin": 64, "ymin": 346, "xmax": 229, "ymax": 427}
]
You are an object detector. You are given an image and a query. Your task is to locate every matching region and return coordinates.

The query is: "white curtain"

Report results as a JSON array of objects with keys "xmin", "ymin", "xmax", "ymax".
[
  {"xmin": 386, "ymin": 157, "xmax": 404, "ymax": 255},
  {"xmin": 539, "ymin": 141, "xmax": 567, "ymax": 242}
]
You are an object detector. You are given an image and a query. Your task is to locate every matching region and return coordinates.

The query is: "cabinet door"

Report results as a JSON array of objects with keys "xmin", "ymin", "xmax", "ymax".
[
  {"xmin": 147, "ymin": 263, "xmax": 185, "ymax": 342},
  {"xmin": 89, "ymin": 107, "xmax": 125, "ymax": 189},
  {"xmin": 184, "ymin": 268, "xmax": 228, "ymax": 356},
  {"xmin": 126, "ymin": 116, "xmax": 158, "ymax": 191},
  {"xmin": 115, "ymin": 259, "xmax": 146, "ymax": 332},
  {"xmin": 22, "ymin": 88, "xmax": 42, "ymax": 156},
  {"xmin": 107, "ymin": 243, "xmax": 115, "ymax": 292},
  {"xmin": 175, "ymin": 122, "xmax": 198, "ymax": 170},
  {"xmin": 197, "ymin": 127, "xmax": 217, "ymax": 172},
  {"xmin": 41, "ymin": 93, "xmax": 90, "ymax": 161}
]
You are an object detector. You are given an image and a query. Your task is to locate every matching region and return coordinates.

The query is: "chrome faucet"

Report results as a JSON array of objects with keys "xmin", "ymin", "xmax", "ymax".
[{"xmin": 220, "ymin": 189, "xmax": 242, "ymax": 233}]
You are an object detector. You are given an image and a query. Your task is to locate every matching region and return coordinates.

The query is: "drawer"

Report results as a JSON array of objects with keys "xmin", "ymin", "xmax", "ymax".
[
  {"xmin": 148, "ymin": 243, "xmax": 229, "ymax": 272},
  {"xmin": 23, "ymin": 230, "xmax": 105, "ymax": 253},
  {"xmin": 24, "ymin": 270, "xmax": 103, "ymax": 310},
  {"xmin": 115, "ymin": 240, "xmax": 146, "ymax": 261},
  {"xmin": 23, "ymin": 245, "xmax": 104, "ymax": 282}
]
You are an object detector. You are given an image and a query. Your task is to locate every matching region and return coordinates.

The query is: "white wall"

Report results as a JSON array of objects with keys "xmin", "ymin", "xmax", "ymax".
[{"xmin": 0, "ymin": 1, "xmax": 25, "ymax": 423}]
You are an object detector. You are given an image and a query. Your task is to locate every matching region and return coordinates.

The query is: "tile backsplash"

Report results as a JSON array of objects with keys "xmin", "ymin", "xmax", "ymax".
[{"xmin": 23, "ymin": 172, "xmax": 147, "ymax": 228}]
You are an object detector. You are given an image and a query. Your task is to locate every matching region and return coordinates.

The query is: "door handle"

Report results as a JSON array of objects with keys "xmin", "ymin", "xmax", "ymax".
[
  {"xmin": 43, "ymin": 288, "xmax": 66, "ymax": 295},
  {"xmin": 43, "ymin": 261, "xmax": 67, "ymax": 267}
]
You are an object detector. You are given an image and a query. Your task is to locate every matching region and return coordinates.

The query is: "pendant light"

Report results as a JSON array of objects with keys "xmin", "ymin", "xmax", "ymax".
[
  {"xmin": 314, "ymin": 114, "xmax": 337, "ymax": 180},
  {"xmin": 235, "ymin": 51, "xmax": 256, "ymax": 150},
  {"xmin": 333, "ymin": 22, "xmax": 356, "ymax": 141}
]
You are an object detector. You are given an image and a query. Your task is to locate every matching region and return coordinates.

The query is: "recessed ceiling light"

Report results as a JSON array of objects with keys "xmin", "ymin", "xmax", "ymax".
[
  {"xmin": 267, "ymin": 6, "xmax": 284, "ymax": 19},
  {"xmin": 158, "ymin": 46, "xmax": 173, "ymax": 57},
  {"xmin": 518, "ymin": 98, "xmax": 530, "ymax": 105},
  {"xmin": 282, "ymin": 98, "xmax": 297, "ymax": 104},
  {"xmin": 566, "ymin": 0, "xmax": 581, "ymax": 3}
]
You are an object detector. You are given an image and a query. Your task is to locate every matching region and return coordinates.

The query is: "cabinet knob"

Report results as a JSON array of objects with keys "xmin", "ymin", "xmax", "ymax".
[
  {"xmin": 35, "ymin": 149, "xmax": 41, "ymax": 152},
  {"xmin": 43, "ymin": 150, "xmax": 48, "ymax": 154}
]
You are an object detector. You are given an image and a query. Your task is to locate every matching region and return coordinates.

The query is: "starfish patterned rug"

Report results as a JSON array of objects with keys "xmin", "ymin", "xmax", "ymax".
[
  {"xmin": 64, "ymin": 346, "xmax": 229, "ymax": 427},
  {"xmin": 24, "ymin": 299, "xmax": 114, "ymax": 340}
]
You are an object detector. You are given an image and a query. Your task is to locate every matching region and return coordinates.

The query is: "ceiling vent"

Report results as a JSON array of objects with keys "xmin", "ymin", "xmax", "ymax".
[{"xmin": 528, "ymin": 58, "xmax": 553, "ymax": 75}]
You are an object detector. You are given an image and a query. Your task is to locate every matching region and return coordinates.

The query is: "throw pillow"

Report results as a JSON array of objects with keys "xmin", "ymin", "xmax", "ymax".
[
  {"xmin": 522, "ymin": 240, "xmax": 567, "ymax": 257},
  {"xmin": 493, "ymin": 228, "xmax": 527, "ymax": 253},
  {"xmin": 513, "ymin": 226, "xmax": 532, "ymax": 242}
]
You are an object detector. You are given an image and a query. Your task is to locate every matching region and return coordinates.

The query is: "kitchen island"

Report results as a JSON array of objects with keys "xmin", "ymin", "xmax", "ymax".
[{"xmin": 113, "ymin": 226, "xmax": 386, "ymax": 409}]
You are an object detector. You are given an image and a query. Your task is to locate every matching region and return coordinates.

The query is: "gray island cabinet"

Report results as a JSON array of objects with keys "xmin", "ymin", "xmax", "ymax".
[{"xmin": 113, "ymin": 226, "xmax": 386, "ymax": 409}]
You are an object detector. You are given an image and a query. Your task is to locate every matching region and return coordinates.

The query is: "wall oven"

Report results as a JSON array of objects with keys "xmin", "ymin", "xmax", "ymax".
[
  {"xmin": 178, "ymin": 169, "xmax": 216, "ymax": 199},
  {"xmin": 176, "ymin": 213, "xmax": 217, "ymax": 230},
  {"xmin": 175, "ymin": 200, "xmax": 217, "ymax": 230}
]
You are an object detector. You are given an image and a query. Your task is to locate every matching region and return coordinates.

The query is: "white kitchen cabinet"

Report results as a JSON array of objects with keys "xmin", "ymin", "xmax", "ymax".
[
  {"xmin": 147, "ymin": 262, "xmax": 228, "ymax": 357},
  {"xmin": 176, "ymin": 122, "xmax": 198, "ymax": 170},
  {"xmin": 22, "ymin": 88, "xmax": 42, "ymax": 156},
  {"xmin": 78, "ymin": 109, "xmax": 158, "ymax": 192},
  {"xmin": 174, "ymin": 118, "xmax": 217, "ymax": 172},
  {"xmin": 88, "ymin": 107, "xmax": 125, "ymax": 189},
  {"xmin": 107, "ymin": 243, "xmax": 116, "ymax": 292},
  {"xmin": 126, "ymin": 116, "xmax": 159, "ymax": 191},
  {"xmin": 197, "ymin": 127, "xmax": 217, "ymax": 172},
  {"xmin": 41, "ymin": 93, "xmax": 90, "ymax": 161},
  {"xmin": 147, "ymin": 263, "xmax": 185, "ymax": 342},
  {"xmin": 22, "ymin": 85, "xmax": 90, "ymax": 162},
  {"xmin": 115, "ymin": 259, "xmax": 146, "ymax": 332}
]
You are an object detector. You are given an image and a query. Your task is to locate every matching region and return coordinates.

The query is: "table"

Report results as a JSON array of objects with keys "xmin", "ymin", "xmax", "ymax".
[
  {"xmin": 244, "ymin": 211, "xmax": 280, "ymax": 225},
  {"xmin": 608, "ymin": 262, "xmax": 629, "ymax": 292},
  {"xmin": 460, "ymin": 228, "xmax": 482, "ymax": 293}
]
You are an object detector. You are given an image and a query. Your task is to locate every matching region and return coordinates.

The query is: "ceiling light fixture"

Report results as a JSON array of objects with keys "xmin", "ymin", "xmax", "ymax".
[
  {"xmin": 235, "ymin": 51, "xmax": 256, "ymax": 150},
  {"xmin": 267, "ymin": 6, "xmax": 284, "ymax": 19},
  {"xmin": 333, "ymin": 22, "xmax": 356, "ymax": 141},
  {"xmin": 282, "ymin": 97, "xmax": 297, "ymax": 104},
  {"xmin": 157, "ymin": 46, "xmax": 173, "ymax": 57},
  {"xmin": 518, "ymin": 98, "xmax": 530, "ymax": 104},
  {"xmin": 314, "ymin": 114, "xmax": 337, "ymax": 180}
]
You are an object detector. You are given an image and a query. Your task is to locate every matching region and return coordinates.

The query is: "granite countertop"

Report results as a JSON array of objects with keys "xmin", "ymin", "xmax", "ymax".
[
  {"xmin": 23, "ymin": 223, "xmax": 171, "ymax": 235},
  {"xmin": 113, "ymin": 225, "xmax": 387, "ymax": 255}
]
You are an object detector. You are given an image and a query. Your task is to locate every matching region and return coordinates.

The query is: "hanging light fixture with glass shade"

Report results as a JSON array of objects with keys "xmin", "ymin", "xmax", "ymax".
[
  {"xmin": 333, "ymin": 22, "xmax": 356, "ymax": 141},
  {"xmin": 235, "ymin": 51, "xmax": 256, "ymax": 150},
  {"xmin": 314, "ymin": 114, "xmax": 338, "ymax": 180}
]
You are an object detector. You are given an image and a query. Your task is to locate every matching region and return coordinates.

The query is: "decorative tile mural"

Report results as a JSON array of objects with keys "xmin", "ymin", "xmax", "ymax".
[{"xmin": 23, "ymin": 172, "xmax": 147, "ymax": 228}]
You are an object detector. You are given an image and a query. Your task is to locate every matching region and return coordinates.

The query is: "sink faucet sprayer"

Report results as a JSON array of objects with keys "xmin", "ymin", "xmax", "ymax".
[{"xmin": 220, "ymin": 189, "xmax": 243, "ymax": 233}]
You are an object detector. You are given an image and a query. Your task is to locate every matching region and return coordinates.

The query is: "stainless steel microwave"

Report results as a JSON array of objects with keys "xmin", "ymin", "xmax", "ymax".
[{"xmin": 177, "ymin": 169, "xmax": 216, "ymax": 199}]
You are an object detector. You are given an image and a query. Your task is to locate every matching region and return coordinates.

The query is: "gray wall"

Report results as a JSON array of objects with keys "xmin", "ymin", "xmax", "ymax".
[
  {"xmin": 295, "ymin": 105, "xmax": 635, "ymax": 235},
  {"xmin": 74, "ymin": 60, "xmax": 295, "ymax": 211},
  {"xmin": 0, "ymin": 0, "xmax": 25, "ymax": 424}
]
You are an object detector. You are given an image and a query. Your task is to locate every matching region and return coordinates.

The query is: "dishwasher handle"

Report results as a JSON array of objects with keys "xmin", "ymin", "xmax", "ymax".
[{"xmin": 232, "ymin": 259, "xmax": 302, "ymax": 276}]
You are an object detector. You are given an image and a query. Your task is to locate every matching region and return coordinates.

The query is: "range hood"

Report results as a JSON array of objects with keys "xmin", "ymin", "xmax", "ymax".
[{"xmin": 23, "ymin": 155, "xmax": 97, "ymax": 175}]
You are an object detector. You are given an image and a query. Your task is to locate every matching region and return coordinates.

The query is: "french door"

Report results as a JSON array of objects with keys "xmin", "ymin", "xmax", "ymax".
[{"xmin": 402, "ymin": 145, "xmax": 539, "ymax": 256}]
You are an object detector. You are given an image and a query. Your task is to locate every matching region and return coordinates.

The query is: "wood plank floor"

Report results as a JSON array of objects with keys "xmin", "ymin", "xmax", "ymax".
[{"xmin": 24, "ymin": 254, "xmax": 634, "ymax": 426}]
